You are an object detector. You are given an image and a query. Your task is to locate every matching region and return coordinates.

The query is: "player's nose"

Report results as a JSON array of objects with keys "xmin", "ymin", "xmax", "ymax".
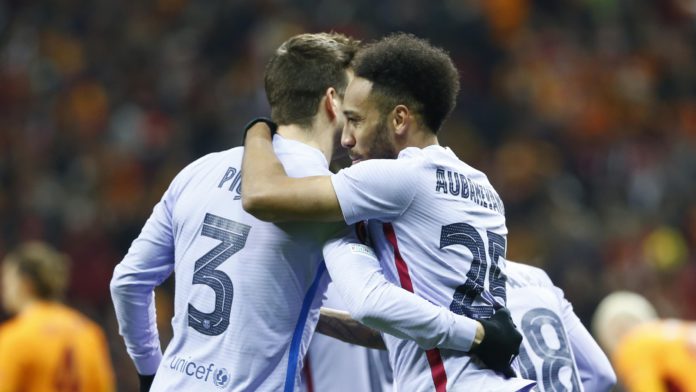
[{"xmin": 341, "ymin": 130, "xmax": 355, "ymax": 149}]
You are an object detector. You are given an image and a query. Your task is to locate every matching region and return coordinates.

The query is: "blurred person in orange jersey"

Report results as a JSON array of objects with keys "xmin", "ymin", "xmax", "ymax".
[
  {"xmin": 0, "ymin": 242, "xmax": 115, "ymax": 392},
  {"xmin": 593, "ymin": 291, "xmax": 696, "ymax": 392}
]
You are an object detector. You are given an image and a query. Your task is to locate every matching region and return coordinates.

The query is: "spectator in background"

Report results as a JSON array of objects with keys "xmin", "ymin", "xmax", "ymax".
[
  {"xmin": 0, "ymin": 242, "xmax": 115, "ymax": 392},
  {"xmin": 593, "ymin": 291, "xmax": 696, "ymax": 392}
]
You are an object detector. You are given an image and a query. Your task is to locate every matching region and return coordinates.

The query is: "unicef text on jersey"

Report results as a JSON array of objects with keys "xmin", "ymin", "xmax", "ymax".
[{"xmin": 167, "ymin": 355, "xmax": 231, "ymax": 389}]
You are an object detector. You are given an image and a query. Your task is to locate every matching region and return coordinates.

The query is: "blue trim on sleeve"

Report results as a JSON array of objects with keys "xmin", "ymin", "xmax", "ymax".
[{"xmin": 284, "ymin": 261, "xmax": 327, "ymax": 392}]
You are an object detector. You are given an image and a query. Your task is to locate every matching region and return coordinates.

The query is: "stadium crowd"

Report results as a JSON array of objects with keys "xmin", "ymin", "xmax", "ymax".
[{"xmin": 0, "ymin": 0, "xmax": 694, "ymax": 389}]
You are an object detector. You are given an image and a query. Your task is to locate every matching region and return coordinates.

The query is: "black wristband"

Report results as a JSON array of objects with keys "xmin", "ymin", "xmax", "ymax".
[
  {"xmin": 243, "ymin": 117, "xmax": 278, "ymax": 144},
  {"xmin": 138, "ymin": 373, "xmax": 155, "ymax": 392}
]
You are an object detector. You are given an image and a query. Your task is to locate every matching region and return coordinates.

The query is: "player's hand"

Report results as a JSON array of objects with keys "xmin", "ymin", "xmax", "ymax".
[
  {"xmin": 138, "ymin": 373, "xmax": 155, "ymax": 392},
  {"xmin": 471, "ymin": 307, "xmax": 522, "ymax": 377},
  {"xmin": 243, "ymin": 117, "xmax": 278, "ymax": 144}
]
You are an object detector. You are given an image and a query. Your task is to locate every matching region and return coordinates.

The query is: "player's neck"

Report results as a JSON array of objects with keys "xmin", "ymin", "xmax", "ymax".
[
  {"xmin": 276, "ymin": 124, "xmax": 335, "ymax": 163},
  {"xmin": 400, "ymin": 129, "xmax": 439, "ymax": 151}
]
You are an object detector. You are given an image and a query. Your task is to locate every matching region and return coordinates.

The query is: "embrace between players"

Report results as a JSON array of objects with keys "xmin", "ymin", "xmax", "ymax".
[{"xmin": 111, "ymin": 32, "xmax": 616, "ymax": 391}]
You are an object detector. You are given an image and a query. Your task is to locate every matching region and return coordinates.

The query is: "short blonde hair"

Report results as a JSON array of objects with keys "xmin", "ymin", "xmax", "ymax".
[
  {"xmin": 592, "ymin": 291, "xmax": 658, "ymax": 353},
  {"xmin": 4, "ymin": 242, "xmax": 70, "ymax": 300}
]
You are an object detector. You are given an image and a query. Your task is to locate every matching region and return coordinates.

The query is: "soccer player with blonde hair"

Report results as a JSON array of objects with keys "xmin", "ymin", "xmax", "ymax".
[
  {"xmin": 0, "ymin": 241, "xmax": 115, "ymax": 392},
  {"xmin": 593, "ymin": 291, "xmax": 696, "ymax": 392}
]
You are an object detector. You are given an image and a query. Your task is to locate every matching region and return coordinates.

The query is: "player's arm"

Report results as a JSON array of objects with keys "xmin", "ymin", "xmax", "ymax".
[
  {"xmin": 242, "ymin": 122, "xmax": 419, "ymax": 224},
  {"xmin": 555, "ymin": 288, "xmax": 617, "ymax": 391},
  {"xmin": 323, "ymin": 228, "xmax": 484, "ymax": 352},
  {"xmin": 316, "ymin": 307, "xmax": 386, "ymax": 350},
  {"xmin": 241, "ymin": 123, "xmax": 343, "ymax": 222},
  {"xmin": 110, "ymin": 178, "xmax": 178, "ymax": 380}
]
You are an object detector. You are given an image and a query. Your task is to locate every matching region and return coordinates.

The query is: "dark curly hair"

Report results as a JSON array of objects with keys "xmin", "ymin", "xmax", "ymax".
[
  {"xmin": 265, "ymin": 32, "xmax": 361, "ymax": 128},
  {"xmin": 352, "ymin": 33, "xmax": 460, "ymax": 133}
]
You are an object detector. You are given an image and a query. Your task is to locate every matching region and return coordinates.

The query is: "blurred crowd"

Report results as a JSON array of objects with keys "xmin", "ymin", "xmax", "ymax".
[{"xmin": 0, "ymin": 0, "xmax": 694, "ymax": 389}]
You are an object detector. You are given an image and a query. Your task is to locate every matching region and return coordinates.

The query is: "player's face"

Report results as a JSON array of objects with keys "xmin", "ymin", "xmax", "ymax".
[
  {"xmin": 341, "ymin": 77, "xmax": 398, "ymax": 164},
  {"xmin": 330, "ymin": 70, "xmax": 354, "ymax": 162},
  {"xmin": 1, "ymin": 261, "xmax": 23, "ymax": 314}
]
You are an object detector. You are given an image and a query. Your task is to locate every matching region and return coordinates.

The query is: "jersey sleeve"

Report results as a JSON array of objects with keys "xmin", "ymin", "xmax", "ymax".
[
  {"xmin": 322, "ymin": 227, "xmax": 479, "ymax": 351},
  {"xmin": 555, "ymin": 287, "xmax": 616, "ymax": 391},
  {"xmin": 330, "ymin": 159, "xmax": 419, "ymax": 225},
  {"xmin": 110, "ymin": 177, "xmax": 179, "ymax": 375}
]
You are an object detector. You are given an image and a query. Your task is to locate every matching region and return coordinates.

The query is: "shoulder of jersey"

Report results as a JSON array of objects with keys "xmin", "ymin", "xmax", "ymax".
[
  {"xmin": 507, "ymin": 261, "xmax": 554, "ymax": 287},
  {"xmin": 618, "ymin": 320, "xmax": 669, "ymax": 349},
  {"xmin": 390, "ymin": 146, "xmax": 440, "ymax": 166},
  {"xmin": 0, "ymin": 312, "xmax": 40, "ymax": 341},
  {"xmin": 63, "ymin": 305, "xmax": 99, "ymax": 325},
  {"xmin": 188, "ymin": 149, "xmax": 241, "ymax": 171},
  {"xmin": 34, "ymin": 303, "xmax": 101, "ymax": 330},
  {"xmin": 351, "ymin": 156, "xmax": 421, "ymax": 179},
  {"xmin": 171, "ymin": 149, "xmax": 241, "ymax": 184},
  {"xmin": 58, "ymin": 306, "xmax": 108, "ymax": 339}
]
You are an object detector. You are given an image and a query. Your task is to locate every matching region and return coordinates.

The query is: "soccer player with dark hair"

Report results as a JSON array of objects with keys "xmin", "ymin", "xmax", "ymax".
[
  {"xmin": 243, "ymin": 33, "xmax": 534, "ymax": 391},
  {"xmin": 111, "ymin": 32, "xmax": 513, "ymax": 392},
  {"xmin": 0, "ymin": 242, "xmax": 115, "ymax": 392}
]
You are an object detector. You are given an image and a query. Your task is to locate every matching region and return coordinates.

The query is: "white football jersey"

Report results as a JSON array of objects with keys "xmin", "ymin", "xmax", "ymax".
[
  {"xmin": 331, "ymin": 145, "xmax": 535, "ymax": 392},
  {"xmin": 112, "ymin": 135, "xmax": 339, "ymax": 391},
  {"xmin": 506, "ymin": 261, "xmax": 614, "ymax": 392},
  {"xmin": 301, "ymin": 282, "xmax": 394, "ymax": 392}
]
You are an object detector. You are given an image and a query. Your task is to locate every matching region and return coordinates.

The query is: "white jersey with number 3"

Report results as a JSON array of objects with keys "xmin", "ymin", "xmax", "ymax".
[
  {"xmin": 112, "ymin": 136, "xmax": 338, "ymax": 391},
  {"xmin": 331, "ymin": 145, "xmax": 535, "ymax": 392}
]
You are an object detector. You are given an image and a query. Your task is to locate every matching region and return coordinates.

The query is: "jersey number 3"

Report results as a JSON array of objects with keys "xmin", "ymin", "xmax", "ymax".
[{"xmin": 188, "ymin": 213, "xmax": 251, "ymax": 336}]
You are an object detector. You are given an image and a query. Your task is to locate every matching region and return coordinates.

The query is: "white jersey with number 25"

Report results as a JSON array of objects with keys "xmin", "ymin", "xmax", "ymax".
[{"xmin": 331, "ymin": 145, "xmax": 536, "ymax": 392}]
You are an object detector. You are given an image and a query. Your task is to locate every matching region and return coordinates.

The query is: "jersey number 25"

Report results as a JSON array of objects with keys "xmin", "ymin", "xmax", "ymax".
[{"xmin": 441, "ymin": 222, "xmax": 507, "ymax": 319}]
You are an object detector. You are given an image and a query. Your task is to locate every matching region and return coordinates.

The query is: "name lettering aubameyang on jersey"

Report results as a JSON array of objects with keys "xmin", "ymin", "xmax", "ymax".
[{"xmin": 435, "ymin": 168, "xmax": 505, "ymax": 215}]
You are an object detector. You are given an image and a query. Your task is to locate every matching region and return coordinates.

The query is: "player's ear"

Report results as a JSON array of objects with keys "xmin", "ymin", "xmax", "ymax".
[
  {"xmin": 324, "ymin": 87, "xmax": 340, "ymax": 121},
  {"xmin": 392, "ymin": 105, "xmax": 410, "ymax": 136}
]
